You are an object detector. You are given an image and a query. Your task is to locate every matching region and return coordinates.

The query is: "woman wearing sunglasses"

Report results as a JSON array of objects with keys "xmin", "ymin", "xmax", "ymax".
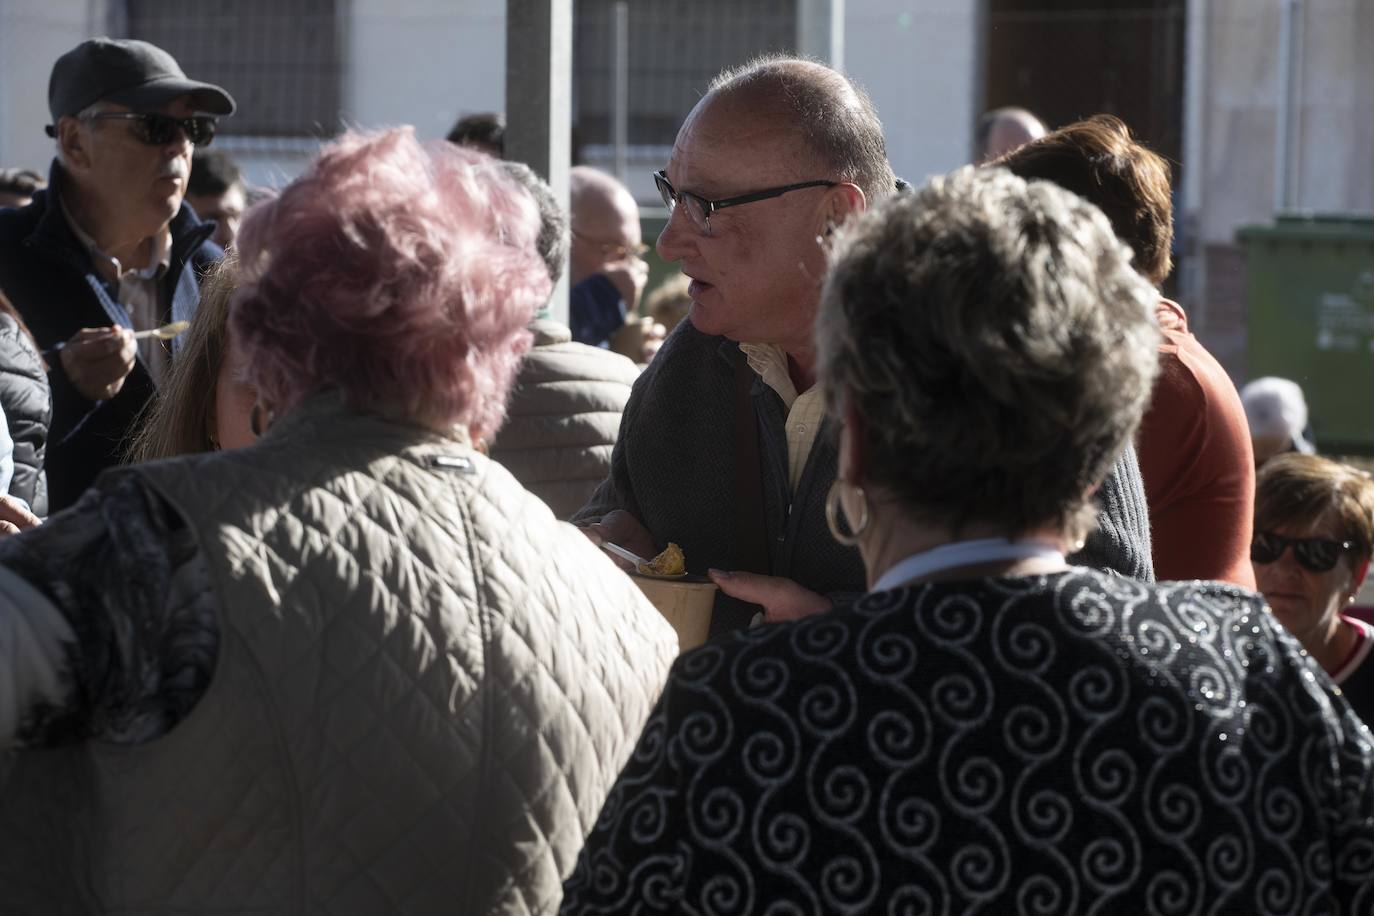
[{"xmin": 1253, "ymin": 452, "xmax": 1374, "ymax": 723}]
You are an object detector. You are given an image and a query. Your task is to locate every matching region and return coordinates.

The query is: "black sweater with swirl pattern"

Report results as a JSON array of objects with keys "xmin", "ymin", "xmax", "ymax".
[{"xmin": 562, "ymin": 569, "xmax": 1374, "ymax": 915}]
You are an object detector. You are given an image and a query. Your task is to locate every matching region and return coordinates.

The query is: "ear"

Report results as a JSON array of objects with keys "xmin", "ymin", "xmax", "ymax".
[
  {"xmin": 56, "ymin": 116, "xmax": 93, "ymax": 171},
  {"xmin": 815, "ymin": 182, "xmax": 867, "ymax": 238},
  {"xmin": 839, "ymin": 393, "xmax": 869, "ymax": 485},
  {"xmin": 1351, "ymin": 557, "xmax": 1369, "ymax": 595}
]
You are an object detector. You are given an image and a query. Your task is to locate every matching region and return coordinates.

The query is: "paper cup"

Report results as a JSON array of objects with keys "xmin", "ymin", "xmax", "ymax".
[{"xmin": 630, "ymin": 574, "xmax": 717, "ymax": 651}]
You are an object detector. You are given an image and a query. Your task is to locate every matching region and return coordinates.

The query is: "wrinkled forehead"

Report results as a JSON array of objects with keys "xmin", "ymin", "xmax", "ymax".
[{"xmin": 669, "ymin": 90, "xmax": 820, "ymax": 191}]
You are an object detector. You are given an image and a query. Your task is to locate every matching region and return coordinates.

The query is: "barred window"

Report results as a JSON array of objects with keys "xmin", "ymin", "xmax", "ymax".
[
  {"xmin": 573, "ymin": 0, "xmax": 796, "ymax": 150},
  {"xmin": 126, "ymin": 0, "xmax": 343, "ymax": 138}
]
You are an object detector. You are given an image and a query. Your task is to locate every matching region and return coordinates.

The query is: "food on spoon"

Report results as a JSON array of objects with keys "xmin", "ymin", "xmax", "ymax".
[{"xmin": 638, "ymin": 542, "xmax": 686, "ymax": 577}]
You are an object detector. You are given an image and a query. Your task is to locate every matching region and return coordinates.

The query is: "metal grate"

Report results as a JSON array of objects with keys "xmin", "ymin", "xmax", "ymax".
[
  {"xmin": 126, "ymin": 0, "xmax": 343, "ymax": 139},
  {"xmin": 573, "ymin": 0, "xmax": 796, "ymax": 150}
]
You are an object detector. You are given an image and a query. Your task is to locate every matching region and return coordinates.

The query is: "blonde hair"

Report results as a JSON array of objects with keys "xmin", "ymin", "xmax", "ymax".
[{"xmin": 127, "ymin": 256, "xmax": 236, "ymax": 462}]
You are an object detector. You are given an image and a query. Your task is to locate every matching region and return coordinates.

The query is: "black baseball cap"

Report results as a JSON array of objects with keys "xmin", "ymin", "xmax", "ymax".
[{"xmin": 46, "ymin": 37, "xmax": 236, "ymax": 134}]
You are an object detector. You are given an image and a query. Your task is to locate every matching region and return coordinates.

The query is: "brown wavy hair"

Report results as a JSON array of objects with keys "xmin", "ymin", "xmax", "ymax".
[{"xmin": 994, "ymin": 114, "xmax": 1174, "ymax": 287}]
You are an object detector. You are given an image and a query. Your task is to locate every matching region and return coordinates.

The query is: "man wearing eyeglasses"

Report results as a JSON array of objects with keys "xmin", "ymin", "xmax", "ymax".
[
  {"xmin": 0, "ymin": 38, "xmax": 234, "ymax": 512},
  {"xmin": 576, "ymin": 56, "xmax": 1155, "ymax": 630},
  {"xmin": 567, "ymin": 166, "xmax": 649, "ymax": 349}
]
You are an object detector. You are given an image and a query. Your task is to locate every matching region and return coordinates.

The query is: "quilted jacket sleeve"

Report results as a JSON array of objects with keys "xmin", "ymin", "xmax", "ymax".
[{"xmin": 0, "ymin": 313, "xmax": 50, "ymax": 516}]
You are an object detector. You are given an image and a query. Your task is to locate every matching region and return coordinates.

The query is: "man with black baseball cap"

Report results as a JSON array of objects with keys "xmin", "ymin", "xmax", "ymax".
[{"xmin": 0, "ymin": 38, "xmax": 235, "ymax": 512}]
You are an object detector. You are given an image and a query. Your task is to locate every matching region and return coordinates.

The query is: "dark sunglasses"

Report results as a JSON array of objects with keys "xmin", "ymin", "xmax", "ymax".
[
  {"xmin": 653, "ymin": 169, "xmax": 837, "ymax": 236},
  {"xmin": 1250, "ymin": 531, "xmax": 1355, "ymax": 573},
  {"xmin": 83, "ymin": 112, "xmax": 218, "ymax": 147}
]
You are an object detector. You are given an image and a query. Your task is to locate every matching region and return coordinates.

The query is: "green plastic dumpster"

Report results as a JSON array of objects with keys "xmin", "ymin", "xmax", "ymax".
[{"xmin": 1238, "ymin": 213, "xmax": 1374, "ymax": 455}]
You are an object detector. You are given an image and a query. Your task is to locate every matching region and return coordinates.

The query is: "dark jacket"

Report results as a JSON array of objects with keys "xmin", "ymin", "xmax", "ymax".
[
  {"xmin": 0, "ymin": 312, "xmax": 51, "ymax": 515},
  {"xmin": 0, "ymin": 162, "xmax": 220, "ymax": 512},
  {"xmin": 575, "ymin": 320, "xmax": 1154, "ymax": 634}
]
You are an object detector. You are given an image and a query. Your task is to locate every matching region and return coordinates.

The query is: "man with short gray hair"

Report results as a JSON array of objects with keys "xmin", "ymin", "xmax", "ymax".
[
  {"xmin": 576, "ymin": 56, "xmax": 1153, "ymax": 633},
  {"xmin": 0, "ymin": 37, "xmax": 234, "ymax": 511}
]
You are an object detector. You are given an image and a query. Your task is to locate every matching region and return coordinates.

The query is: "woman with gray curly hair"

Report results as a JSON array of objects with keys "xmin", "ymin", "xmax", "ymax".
[{"xmin": 561, "ymin": 167, "xmax": 1374, "ymax": 914}]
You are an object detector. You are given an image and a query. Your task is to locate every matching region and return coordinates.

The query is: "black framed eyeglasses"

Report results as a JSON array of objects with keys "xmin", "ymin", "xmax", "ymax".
[
  {"xmin": 653, "ymin": 170, "xmax": 837, "ymax": 236},
  {"xmin": 1250, "ymin": 531, "xmax": 1356, "ymax": 573},
  {"xmin": 83, "ymin": 112, "xmax": 218, "ymax": 147}
]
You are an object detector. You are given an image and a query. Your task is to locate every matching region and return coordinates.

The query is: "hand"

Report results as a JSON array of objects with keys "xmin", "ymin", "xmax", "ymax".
[
  {"xmin": 707, "ymin": 570, "xmax": 833, "ymax": 624},
  {"xmin": 578, "ymin": 509, "xmax": 656, "ymax": 571},
  {"xmin": 601, "ymin": 258, "xmax": 649, "ymax": 313},
  {"xmin": 0, "ymin": 495, "xmax": 41, "ymax": 536},
  {"xmin": 60, "ymin": 326, "xmax": 136, "ymax": 401}
]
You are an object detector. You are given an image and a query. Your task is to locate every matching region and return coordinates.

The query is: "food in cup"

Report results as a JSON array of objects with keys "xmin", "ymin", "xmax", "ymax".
[{"xmin": 638, "ymin": 542, "xmax": 686, "ymax": 577}]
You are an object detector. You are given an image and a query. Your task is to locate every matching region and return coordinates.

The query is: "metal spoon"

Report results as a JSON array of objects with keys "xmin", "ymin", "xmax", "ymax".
[
  {"xmin": 132, "ymin": 320, "xmax": 190, "ymax": 340},
  {"xmin": 48, "ymin": 320, "xmax": 191, "ymax": 354}
]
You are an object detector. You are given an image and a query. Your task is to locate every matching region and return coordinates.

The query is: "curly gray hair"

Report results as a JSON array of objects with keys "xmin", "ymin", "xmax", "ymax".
[{"xmin": 817, "ymin": 166, "xmax": 1161, "ymax": 539}]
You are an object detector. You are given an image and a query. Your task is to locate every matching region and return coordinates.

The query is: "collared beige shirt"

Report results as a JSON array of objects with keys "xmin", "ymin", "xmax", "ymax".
[
  {"xmin": 62, "ymin": 201, "xmax": 173, "ymax": 386},
  {"xmin": 739, "ymin": 342, "xmax": 827, "ymax": 493}
]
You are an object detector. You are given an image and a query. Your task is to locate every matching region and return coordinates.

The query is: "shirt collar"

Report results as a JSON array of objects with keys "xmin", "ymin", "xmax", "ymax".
[
  {"xmin": 60, "ymin": 195, "xmax": 172, "ymax": 282},
  {"xmin": 738, "ymin": 342, "xmax": 799, "ymax": 409}
]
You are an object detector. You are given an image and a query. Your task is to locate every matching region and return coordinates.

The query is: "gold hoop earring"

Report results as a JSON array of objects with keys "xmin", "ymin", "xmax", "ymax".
[
  {"xmin": 826, "ymin": 479, "xmax": 869, "ymax": 547},
  {"xmin": 249, "ymin": 402, "xmax": 274, "ymax": 438}
]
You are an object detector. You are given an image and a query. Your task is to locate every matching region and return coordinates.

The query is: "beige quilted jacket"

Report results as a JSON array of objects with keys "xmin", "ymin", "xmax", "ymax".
[
  {"xmin": 0, "ymin": 395, "xmax": 678, "ymax": 915},
  {"xmin": 490, "ymin": 320, "xmax": 639, "ymax": 520}
]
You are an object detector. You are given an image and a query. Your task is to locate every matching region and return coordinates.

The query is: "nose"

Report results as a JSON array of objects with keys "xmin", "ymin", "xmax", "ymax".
[{"xmin": 655, "ymin": 204, "xmax": 696, "ymax": 263}]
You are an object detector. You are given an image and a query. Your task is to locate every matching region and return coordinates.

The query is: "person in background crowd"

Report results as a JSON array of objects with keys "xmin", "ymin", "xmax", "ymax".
[
  {"xmin": 446, "ymin": 111, "xmax": 586, "ymax": 165},
  {"xmin": 185, "ymin": 148, "xmax": 246, "ymax": 249},
  {"xmin": 1253, "ymin": 453, "xmax": 1374, "ymax": 723},
  {"xmin": 447, "ymin": 110, "xmax": 506, "ymax": 158},
  {"xmin": 1242, "ymin": 375, "xmax": 1316, "ymax": 469},
  {"xmin": 635, "ymin": 315, "xmax": 668, "ymax": 364},
  {"xmin": 642, "ymin": 271, "xmax": 692, "ymax": 335},
  {"xmin": 973, "ymin": 105, "xmax": 1046, "ymax": 163},
  {"xmin": 126, "ymin": 256, "xmax": 254, "ymax": 461},
  {"xmin": 577, "ymin": 56, "xmax": 1154, "ymax": 635},
  {"xmin": 562, "ymin": 165, "xmax": 1374, "ymax": 916},
  {"xmin": 0, "ymin": 37, "xmax": 233, "ymax": 512},
  {"xmin": 0, "ymin": 289, "xmax": 51, "ymax": 515},
  {"xmin": 488, "ymin": 162, "xmax": 642, "ymax": 519},
  {"xmin": 567, "ymin": 166, "xmax": 648, "ymax": 349},
  {"xmin": 998, "ymin": 115, "xmax": 1256, "ymax": 586},
  {"xmin": 0, "ymin": 167, "xmax": 46, "ymax": 209},
  {"xmin": 0, "ymin": 127, "xmax": 677, "ymax": 913}
]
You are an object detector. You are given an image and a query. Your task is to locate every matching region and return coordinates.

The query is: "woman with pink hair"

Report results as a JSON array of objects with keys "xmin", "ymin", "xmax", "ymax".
[{"xmin": 0, "ymin": 128, "xmax": 677, "ymax": 914}]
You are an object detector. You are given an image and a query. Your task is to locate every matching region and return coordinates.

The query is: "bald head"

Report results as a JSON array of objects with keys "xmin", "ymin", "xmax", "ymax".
[
  {"xmin": 975, "ymin": 107, "xmax": 1047, "ymax": 164},
  {"xmin": 568, "ymin": 166, "xmax": 641, "ymax": 285},
  {"xmin": 570, "ymin": 166, "xmax": 637, "ymax": 232},
  {"xmin": 704, "ymin": 56, "xmax": 896, "ymax": 203}
]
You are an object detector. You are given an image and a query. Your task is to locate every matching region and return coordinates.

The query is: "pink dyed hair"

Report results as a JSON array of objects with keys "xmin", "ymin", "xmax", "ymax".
[{"xmin": 230, "ymin": 127, "xmax": 549, "ymax": 439}]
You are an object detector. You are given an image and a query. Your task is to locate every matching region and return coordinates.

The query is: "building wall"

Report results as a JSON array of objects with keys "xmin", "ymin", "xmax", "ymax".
[
  {"xmin": 344, "ymin": 0, "xmax": 505, "ymax": 140},
  {"xmin": 0, "ymin": 0, "xmax": 507, "ymax": 191},
  {"xmin": 846, "ymin": 0, "xmax": 979, "ymax": 186},
  {"xmin": 0, "ymin": 0, "xmax": 108, "ymax": 176}
]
